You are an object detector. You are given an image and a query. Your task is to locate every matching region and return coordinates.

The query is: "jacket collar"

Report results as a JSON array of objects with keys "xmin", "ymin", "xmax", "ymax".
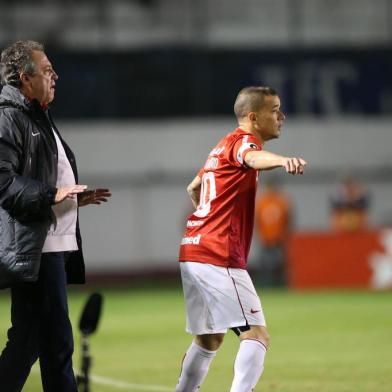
[{"xmin": 0, "ymin": 84, "xmax": 41, "ymax": 112}]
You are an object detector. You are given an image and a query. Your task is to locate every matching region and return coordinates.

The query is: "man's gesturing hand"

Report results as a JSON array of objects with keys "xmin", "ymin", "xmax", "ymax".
[
  {"xmin": 282, "ymin": 157, "xmax": 307, "ymax": 175},
  {"xmin": 78, "ymin": 188, "xmax": 111, "ymax": 207},
  {"xmin": 55, "ymin": 185, "xmax": 88, "ymax": 204}
]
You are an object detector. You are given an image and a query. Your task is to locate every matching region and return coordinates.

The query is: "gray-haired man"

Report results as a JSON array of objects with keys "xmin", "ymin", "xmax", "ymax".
[{"xmin": 0, "ymin": 40, "xmax": 110, "ymax": 391}]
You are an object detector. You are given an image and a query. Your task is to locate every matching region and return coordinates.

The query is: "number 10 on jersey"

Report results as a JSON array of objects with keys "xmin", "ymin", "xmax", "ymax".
[{"xmin": 194, "ymin": 172, "xmax": 216, "ymax": 218}]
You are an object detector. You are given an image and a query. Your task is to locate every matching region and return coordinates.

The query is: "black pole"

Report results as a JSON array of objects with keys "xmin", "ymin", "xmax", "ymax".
[{"xmin": 76, "ymin": 293, "xmax": 103, "ymax": 392}]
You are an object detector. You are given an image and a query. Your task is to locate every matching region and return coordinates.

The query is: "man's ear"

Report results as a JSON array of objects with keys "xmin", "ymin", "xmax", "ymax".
[{"xmin": 19, "ymin": 72, "xmax": 30, "ymax": 85}]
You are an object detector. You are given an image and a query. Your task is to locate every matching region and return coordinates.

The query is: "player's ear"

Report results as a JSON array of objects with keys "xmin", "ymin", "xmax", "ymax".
[{"xmin": 248, "ymin": 112, "xmax": 257, "ymax": 122}]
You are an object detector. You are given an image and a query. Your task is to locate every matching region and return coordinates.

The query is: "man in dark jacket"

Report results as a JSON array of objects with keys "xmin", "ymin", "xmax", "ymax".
[{"xmin": 0, "ymin": 41, "xmax": 110, "ymax": 391}]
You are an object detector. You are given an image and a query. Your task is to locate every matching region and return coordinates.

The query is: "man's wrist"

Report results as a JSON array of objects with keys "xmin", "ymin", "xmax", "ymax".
[{"xmin": 49, "ymin": 187, "xmax": 57, "ymax": 205}]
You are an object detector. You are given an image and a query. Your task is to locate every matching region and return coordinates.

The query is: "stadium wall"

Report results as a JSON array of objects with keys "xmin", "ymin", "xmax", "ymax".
[{"xmin": 57, "ymin": 117, "xmax": 392, "ymax": 275}]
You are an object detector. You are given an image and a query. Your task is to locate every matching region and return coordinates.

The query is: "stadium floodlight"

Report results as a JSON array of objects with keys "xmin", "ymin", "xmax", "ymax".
[{"xmin": 76, "ymin": 292, "xmax": 104, "ymax": 392}]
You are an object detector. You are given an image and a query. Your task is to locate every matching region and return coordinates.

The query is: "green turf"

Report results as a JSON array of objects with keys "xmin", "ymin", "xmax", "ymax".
[{"xmin": 1, "ymin": 286, "xmax": 391, "ymax": 391}]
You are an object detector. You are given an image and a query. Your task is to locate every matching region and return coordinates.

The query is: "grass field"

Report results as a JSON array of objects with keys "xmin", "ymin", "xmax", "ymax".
[{"xmin": 0, "ymin": 285, "xmax": 391, "ymax": 392}]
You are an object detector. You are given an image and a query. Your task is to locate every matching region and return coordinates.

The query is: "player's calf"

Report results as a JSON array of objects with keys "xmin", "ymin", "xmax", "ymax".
[
  {"xmin": 175, "ymin": 339, "xmax": 220, "ymax": 392},
  {"xmin": 230, "ymin": 326, "xmax": 268, "ymax": 392},
  {"xmin": 175, "ymin": 334, "xmax": 224, "ymax": 391}
]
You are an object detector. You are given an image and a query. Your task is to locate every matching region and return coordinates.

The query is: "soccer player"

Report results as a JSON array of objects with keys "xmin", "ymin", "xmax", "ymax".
[{"xmin": 176, "ymin": 86, "xmax": 307, "ymax": 392}]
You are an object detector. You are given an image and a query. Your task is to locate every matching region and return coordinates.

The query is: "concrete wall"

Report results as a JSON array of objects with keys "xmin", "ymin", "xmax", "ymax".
[
  {"xmin": 58, "ymin": 117, "xmax": 392, "ymax": 272},
  {"xmin": 2, "ymin": 0, "xmax": 390, "ymax": 48}
]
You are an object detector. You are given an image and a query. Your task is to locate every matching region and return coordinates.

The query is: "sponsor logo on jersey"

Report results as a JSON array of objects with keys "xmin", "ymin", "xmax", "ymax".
[
  {"xmin": 181, "ymin": 234, "xmax": 202, "ymax": 245},
  {"xmin": 204, "ymin": 157, "xmax": 218, "ymax": 169},
  {"xmin": 209, "ymin": 146, "xmax": 225, "ymax": 156},
  {"xmin": 187, "ymin": 220, "xmax": 204, "ymax": 227}
]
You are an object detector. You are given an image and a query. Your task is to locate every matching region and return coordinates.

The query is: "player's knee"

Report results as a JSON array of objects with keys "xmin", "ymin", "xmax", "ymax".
[
  {"xmin": 241, "ymin": 326, "xmax": 270, "ymax": 348},
  {"xmin": 195, "ymin": 333, "xmax": 224, "ymax": 351},
  {"xmin": 258, "ymin": 328, "xmax": 270, "ymax": 348}
]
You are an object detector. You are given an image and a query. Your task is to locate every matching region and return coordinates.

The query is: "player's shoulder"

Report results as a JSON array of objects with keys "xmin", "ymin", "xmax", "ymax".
[
  {"xmin": 224, "ymin": 128, "xmax": 261, "ymax": 152},
  {"xmin": 226, "ymin": 128, "xmax": 260, "ymax": 143},
  {"xmin": 226, "ymin": 127, "xmax": 246, "ymax": 140},
  {"xmin": 207, "ymin": 128, "xmax": 261, "ymax": 163},
  {"xmin": 207, "ymin": 129, "xmax": 240, "ymax": 157},
  {"xmin": 219, "ymin": 128, "xmax": 247, "ymax": 148}
]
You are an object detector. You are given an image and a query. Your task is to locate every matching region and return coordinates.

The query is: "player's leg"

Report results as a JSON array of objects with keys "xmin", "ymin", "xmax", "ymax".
[
  {"xmin": 177, "ymin": 262, "xmax": 232, "ymax": 391},
  {"xmin": 195, "ymin": 332, "xmax": 225, "ymax": 351},
  {"xmin": 230, "ymin": 325, "xmax": 269, "ymax": 392},
  {"xmin": 175, "ymin": 333, "xmax": 224, "ymax": 392},
  {"xmin": 227, "ymin": 268, "xmax": 269, "ymax": 392}
]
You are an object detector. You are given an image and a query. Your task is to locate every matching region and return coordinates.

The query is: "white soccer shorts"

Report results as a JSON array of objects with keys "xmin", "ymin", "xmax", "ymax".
[{"xmin": 180, "ymin": 261, "xmax": 266, "ymax": 335}]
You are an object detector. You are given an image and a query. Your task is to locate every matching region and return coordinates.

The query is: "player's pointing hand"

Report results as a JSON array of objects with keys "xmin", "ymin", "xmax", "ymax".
[{"xmin": 283, "ymin": 157, "xmax": 307, "ymax": 175}]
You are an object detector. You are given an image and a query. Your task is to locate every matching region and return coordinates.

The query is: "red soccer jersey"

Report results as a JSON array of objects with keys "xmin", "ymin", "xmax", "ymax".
[{"xmin": 179, "ymin": 128, "xmax": 262, "ymax": 269}]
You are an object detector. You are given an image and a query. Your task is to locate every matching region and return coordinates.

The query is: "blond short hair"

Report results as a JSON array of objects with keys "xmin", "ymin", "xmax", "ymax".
[{"xmin": 234, "ymin": 86, "xmax": 277, "ymax": 120}]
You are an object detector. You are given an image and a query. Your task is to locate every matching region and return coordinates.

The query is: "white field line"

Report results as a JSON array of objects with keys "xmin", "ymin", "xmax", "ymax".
[
  {"xmin": 90, "ymin": 373, "xmax": 173, "ymax": 391},
  {"xmin": 31, "ymin": 366, "xmax": 173, "ymax": 391}
]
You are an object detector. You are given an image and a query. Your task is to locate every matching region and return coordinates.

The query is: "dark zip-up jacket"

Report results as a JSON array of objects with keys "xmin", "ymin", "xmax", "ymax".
[{"xmin": 0, "ymin": 85, "xmax": 85, "ymax": 289}]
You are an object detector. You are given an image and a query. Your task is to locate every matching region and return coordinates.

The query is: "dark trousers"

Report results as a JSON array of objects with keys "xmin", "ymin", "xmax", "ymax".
[
  {"xmin": 0, "ymin": 252, "xmax": 77, "ymax": 392},
  {"xmin": 259, "ymin": 244, "xmax": 287, "ymax": 287}
]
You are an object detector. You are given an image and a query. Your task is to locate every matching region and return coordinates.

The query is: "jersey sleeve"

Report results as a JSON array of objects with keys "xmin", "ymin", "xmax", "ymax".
[
  {"xmin": 227, "ymin": 134, "xmax": 262, "ymax": 168},
  {"xmin": 197, "ymin": 167, "xmax": 204, "ymax": 178}
]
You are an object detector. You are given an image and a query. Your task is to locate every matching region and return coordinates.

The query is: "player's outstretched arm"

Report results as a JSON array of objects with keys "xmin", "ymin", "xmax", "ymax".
[
  {"xmin": 245, "ymin": 150, "xmax": 307, "ymax": 175},
  {"xmin": 187, "ymin": 175, "xmax": 202, "ymax": 209}
]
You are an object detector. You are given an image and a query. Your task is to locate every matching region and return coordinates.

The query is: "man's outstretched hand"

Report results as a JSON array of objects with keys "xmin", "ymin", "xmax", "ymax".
[
  {"xmin": 55, "ymin": 185, "xmax": 88, "ymax": 204},
  {"xmin": 77, "ymin": 188, "xmax": 112, "ymax": 207}
]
